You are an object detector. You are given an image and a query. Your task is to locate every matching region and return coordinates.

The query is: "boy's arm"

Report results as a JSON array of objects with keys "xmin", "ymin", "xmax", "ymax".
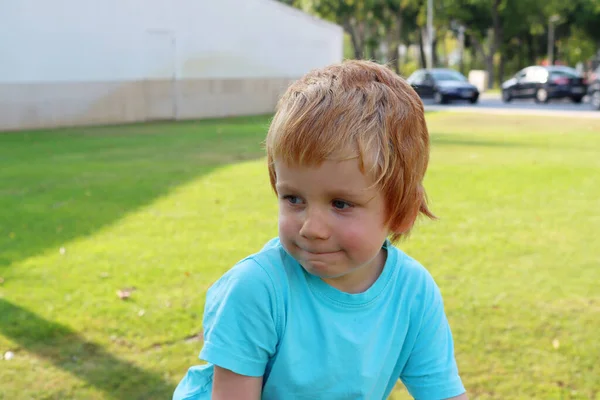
[
  {"xmin": 400, "ymin": 271, "xmax": 466, "ymax": 400},
  {"xmin": 212, "ymin": 366, "xmax": 263, "ymax": 400}
]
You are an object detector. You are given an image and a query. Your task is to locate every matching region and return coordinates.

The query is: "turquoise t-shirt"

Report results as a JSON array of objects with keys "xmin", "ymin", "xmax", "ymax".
[{"xmin": 174, "ymin": 238, "xmax": 465, "ymax": 400}]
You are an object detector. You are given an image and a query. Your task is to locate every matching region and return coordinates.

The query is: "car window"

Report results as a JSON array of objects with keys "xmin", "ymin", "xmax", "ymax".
[
  {"xmin": 407, "ymin": 71, "xmax": 424, "ymax": 84},
  {"xmin": 527, "ymin": 68, "xmax": 547, "ymax": 81},
  {"xmin": 430, "ymin": 70, "xmax": 467, "ymax": 82},
  {"xmin": 516, "ymin": 70, "xmax": 527, "ymax": 79},
  {"xmin": 548, "ymin": 67, "xmax": 579, "ymax": 77}
]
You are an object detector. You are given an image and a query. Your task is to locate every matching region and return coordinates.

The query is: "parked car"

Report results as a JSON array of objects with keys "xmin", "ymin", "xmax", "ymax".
[
  {"xmin": 501, "ymin": 66, "xmax": 588, "ymax": 104},
  {"xmin": 588, "ymin": 65, "xmax": 600, "ymax": 110},
  {"xmin": 406, "ymin": 68, "xmax": 479, "ymax": 104}
]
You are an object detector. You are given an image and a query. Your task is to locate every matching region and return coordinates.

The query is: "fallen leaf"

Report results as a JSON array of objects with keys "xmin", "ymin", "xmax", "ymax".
[
  {"xmin": 117, "ymin": 287, "xmax": 136, "ymax": 300},
  {"xmin": 185, "ymin": 271, "xmax": 191, "ymax": 277},
  {"xmin": 552, "ymin": 338, "xmax": 560, "ymax": 349},
  {"xmin": 138, "ymin": 309, "xmax": 145, "ymax": 317}
]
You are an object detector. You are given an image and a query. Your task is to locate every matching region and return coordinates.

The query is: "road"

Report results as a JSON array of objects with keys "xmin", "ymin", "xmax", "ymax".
[{"xmin": 423, "ymin": 93, "xmax": 600, "ymax": 119}]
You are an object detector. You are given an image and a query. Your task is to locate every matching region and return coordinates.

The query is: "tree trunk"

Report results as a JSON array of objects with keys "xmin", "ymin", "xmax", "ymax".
[
  {"xmin": 386, "ymin": 13, "xmax": 404, "ymax": 73},
  {"xmin": 386, "ymin": 43, "xmax": 399, "ymax": 73},
  {"xmin": 526, "ymin": 34, "xmax": 535, "ymax": 66},
  {"xmin": 498, "ymin": 53, "xmax": 505, "ymax": 85},
  {"xmin": 470, "ymin": 34, "xmax": 487, "ymax": 68},
  {"xmin": 532, "ymin": 34, "xmax": 540, "ymax": 65},
  {"xmin": 418, "ymin": 29, "xmax": 427, "ymax": 68},
  {"xmin": 486, "ymin": 55, "xmax": 495, "ymax": 89},
  {"xmin": 432, "ymin": 36, "xmax": 439, "ymax": 67},
  {"xmin": 488, "ymin": 0, "xmax": 503, "ymax": 89},
  {"xmin": 344, "ymin": 21, "xmax": 364, "ymax": 59},
  {"xmin": 439, "ymin": 31, "xmax": 448, "ymax": 67}
]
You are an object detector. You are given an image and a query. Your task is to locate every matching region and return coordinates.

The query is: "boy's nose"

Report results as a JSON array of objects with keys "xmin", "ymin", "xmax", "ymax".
[{"xmin": 299, "ymin": 209, "xmax": 330, "ymax": 240}]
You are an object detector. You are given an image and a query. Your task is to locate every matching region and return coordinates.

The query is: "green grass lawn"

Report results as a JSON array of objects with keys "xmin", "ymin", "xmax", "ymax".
[{"xmin": 1, "ymin": 113, "xmax": 599, "ymax": 399}]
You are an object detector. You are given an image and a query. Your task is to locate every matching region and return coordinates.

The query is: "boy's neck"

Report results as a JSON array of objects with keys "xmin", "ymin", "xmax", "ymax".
[{"xmin": 321, "ymin": 248, "xmax": 388, "ymax": 294}]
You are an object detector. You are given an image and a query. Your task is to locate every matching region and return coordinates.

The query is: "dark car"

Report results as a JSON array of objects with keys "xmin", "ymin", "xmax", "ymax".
[
  {"xmin": 501, "ymin": 66, "xmax": 587, "ymax": 104},
  {"xmin": 406, "ymin": 68, "xmax": 479, "ymax": 104},
  {"xmin": 588, "ymin": 65, "xmax": 600, "ymax": 110}
]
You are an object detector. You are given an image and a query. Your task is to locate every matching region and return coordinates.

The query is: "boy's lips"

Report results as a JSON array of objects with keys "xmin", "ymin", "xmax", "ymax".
[{"xmin": 299, "ymin": 247, "xmax": 340, "ymax": 255}]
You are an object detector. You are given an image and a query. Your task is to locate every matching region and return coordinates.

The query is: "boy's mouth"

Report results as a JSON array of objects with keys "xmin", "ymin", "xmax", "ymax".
[{"xmin": 299, "ymin": 246, "xmax": 340, "ymax": 256}]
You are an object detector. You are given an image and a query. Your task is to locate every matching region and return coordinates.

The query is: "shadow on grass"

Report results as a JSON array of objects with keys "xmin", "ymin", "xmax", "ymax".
[
  {"xmin": 0, "ymin": 298, "xmax": 174, "ymax": 399},
  {"xmin": 0, "ymin": 116, "xmax": 271, "ymax": 270}
]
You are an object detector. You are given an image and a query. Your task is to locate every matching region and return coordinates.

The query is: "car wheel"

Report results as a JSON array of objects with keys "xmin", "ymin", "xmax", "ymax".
[
  {"xmin": 535, "ymin": 88, "xmax": 549, "ymax": 103},
  {"xmin": 570, "ymin": 96, "xmax": 583, "ymax": 104},
  {"xmin": 592, "ymin": 91, "xmax": 600, "ymax": 110},
  {"xmin": 502, "ymin": 89, "xmax": 513, "ymax": 103},
  {"xmin": 469, "ymin": 96, "xmax": 479, "ymax": 104},
  {"xmin": 434, "ymin": 91, "xmax": 448, "ymax": 104}
]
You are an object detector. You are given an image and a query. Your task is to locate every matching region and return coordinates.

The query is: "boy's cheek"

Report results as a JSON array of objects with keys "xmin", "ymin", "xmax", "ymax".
[
  {"xmin": 338, "ymin": 219, "xmax": 386, "ymax": 252},
  {"xmin": 277, "ymin": 213, "xmax": 297, "ymax": 238},
  {"xmin": 277, "ymin": 216, "xmax": 300, "ymax": 258}
]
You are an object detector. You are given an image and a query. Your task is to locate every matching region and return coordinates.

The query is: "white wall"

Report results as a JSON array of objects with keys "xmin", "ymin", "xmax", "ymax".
[{"xmin": 0, "ymin": 0, "xmax": 343, "ymax": 83}]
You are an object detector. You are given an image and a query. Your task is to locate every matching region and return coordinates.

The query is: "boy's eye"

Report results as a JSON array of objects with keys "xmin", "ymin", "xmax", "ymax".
[
  {"xmin": 283, "ymin": 195, "xmax": 303, "ymax": 205},
  {"xmin": 332, "ymin": 200, "xmax": 352, "ymax": 210}
]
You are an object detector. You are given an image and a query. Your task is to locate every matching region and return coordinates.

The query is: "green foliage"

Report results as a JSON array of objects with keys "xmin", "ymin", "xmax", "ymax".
[
  {"xmin": 559, "ymin": 27, "xmax": 598, "ymax": 66},
  {"xmin": 398, "ymin": 59, "xmax": 420, "ymax": 77},
  {"xmin": 289, "ymin": 0, "xmax": 599, "ymax": 85}
]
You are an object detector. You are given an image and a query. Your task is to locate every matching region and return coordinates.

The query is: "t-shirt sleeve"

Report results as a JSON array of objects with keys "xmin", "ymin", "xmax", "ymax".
[
  {"xmin": 199, "ymin": 258, "xmax": 280, "ymax": 377},
  {"xmin": 400, "ymin": 274, "xmax": 465, "ymax": 400}
]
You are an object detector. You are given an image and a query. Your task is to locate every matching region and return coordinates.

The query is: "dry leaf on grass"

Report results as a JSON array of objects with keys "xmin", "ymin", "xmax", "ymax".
[{"xmin": 116, "ymin": 287, "xmax": 136, "ymax": 300}]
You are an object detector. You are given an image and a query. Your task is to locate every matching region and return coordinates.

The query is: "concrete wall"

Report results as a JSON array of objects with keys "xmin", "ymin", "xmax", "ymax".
[{"xmin": 0, "ymin": 0, "xmax": 343, "ymax": 131}]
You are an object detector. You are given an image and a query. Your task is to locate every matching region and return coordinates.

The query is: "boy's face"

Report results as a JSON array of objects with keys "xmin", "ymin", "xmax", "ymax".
[{"xmin": 274, "ymin": 157, "xmax": 389, "ymax": 293}]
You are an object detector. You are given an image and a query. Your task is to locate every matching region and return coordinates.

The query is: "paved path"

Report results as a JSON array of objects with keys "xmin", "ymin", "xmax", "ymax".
[{"xmin": 423, "ymin": 93, "xmax": 600, "ymax": 119}]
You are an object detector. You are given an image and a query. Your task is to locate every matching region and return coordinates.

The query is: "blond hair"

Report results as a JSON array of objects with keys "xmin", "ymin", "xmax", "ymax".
[{"xmin": 266, "ymin": 60, "xmax": 435, "ymax": 242}]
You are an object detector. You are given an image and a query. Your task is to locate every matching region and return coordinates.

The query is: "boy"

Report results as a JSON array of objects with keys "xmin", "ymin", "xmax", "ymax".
[{"xmin": 174, "ymin": 60, "xmax": 467, "ymax": 400}]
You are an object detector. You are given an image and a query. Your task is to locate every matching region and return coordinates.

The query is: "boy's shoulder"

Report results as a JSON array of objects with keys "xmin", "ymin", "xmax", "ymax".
[
  {"xmin": 212, "ymin": 238, "xmax": 289, "ymax": 291},
  {"xmin": 388, "ymin": 244, "xmax": 442, "ymax": 299},
  {"xmin": 237, "ymin": 237, "xmax": 287, "ymax": 273}
]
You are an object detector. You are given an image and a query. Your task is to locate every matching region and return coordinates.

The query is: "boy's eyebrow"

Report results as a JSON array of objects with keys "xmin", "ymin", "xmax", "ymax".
[
  {"xmin": 276, "ymin": 182, "xmax": 372, "ymax": 199},
  {"xmin": 275, "ymin": 182, "xmax": 296, "ymax": 192}
]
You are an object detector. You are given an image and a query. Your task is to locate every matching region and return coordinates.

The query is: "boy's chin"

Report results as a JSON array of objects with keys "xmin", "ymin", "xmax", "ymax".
[{"xmin": 300, "ymin": 261, "xmax": 347, "ymax": 279}]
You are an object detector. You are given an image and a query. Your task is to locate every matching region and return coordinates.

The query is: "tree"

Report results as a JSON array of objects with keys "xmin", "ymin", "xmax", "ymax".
[
  {"xmin": 306, "ymin": 0, "xmax": 376, "ymax": 59},
  {"xmin": 441, "ymin": 0, "xmax": 504, "ymax": 88},
  {"xmin": 372, "ymin": 0, "xmax": 423, "ymax": 72}
]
